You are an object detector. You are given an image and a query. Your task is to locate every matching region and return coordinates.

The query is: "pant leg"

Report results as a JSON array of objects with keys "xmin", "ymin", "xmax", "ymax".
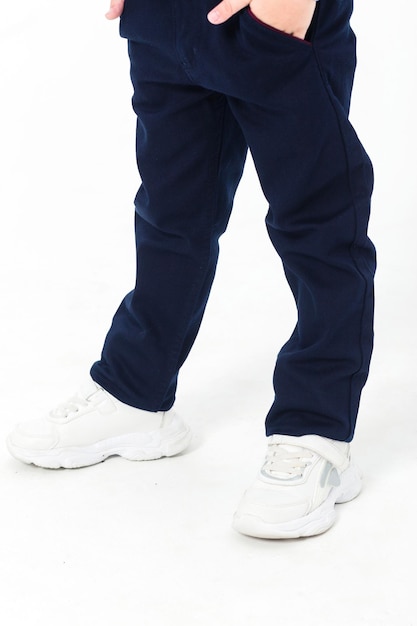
[
  {"xmin": 189, "ymin": 0, "xmax": 375, "ymax": 441},
  {"xmin": 234, "ymin": 0, "xmax": 375, "ymax": 441},
  {"xmin": 91, "ymin": 16, "xmax": 247, "ymax": 410}
]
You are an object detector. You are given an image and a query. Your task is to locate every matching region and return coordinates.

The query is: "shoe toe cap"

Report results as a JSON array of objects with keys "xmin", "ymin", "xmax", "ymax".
[
  {"xmin": 235, "ymin": 482, "xmax": 310, "ymax": 524},
  {"xmin": 8, "ymin": 418, "xmax": 59, "ymax": 451}
]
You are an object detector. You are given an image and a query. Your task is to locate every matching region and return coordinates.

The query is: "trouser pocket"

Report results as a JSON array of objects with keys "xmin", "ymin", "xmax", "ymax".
[{"xmin": 245, "ymin": 0, "xmax": 320, "ymax": 44}]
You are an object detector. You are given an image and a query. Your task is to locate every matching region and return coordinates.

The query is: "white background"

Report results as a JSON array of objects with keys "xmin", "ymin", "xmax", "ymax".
[{"xmin": 0, "ymin": 1, "xmax": 416, "ymax": 624}]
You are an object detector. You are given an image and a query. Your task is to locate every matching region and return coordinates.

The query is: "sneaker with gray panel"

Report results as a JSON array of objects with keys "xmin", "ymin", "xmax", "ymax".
[{"xmin": 233, "ymin": 434, "xmax": 362, "ymax": 539}]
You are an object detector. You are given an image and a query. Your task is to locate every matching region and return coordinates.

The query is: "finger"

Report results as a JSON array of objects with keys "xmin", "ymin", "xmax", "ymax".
[
  {"xmin": 207, "ymin": 0, "xmax": 249, "ymax": 24},
  {"xmin": 105, "ymin": 0, "xmax": 124, "ymax": 20}
]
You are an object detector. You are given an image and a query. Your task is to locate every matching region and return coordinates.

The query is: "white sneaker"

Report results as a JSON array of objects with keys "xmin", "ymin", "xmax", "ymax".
[
  {"xmin": 233, "ymin": 434, "xmax": 362, "ymax": 539},
  {"xmin": 6, "ymin": 379, "xmax": 192, "ymax": 469}
]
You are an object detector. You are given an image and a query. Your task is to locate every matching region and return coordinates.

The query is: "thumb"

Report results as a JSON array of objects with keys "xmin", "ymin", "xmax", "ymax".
[
  {"xmin": 207, "ymin": 0, "xmax": 249, "ymax": 24},
  {"xmin": 105, "ymin": 0, "xmax": 125, "ymax": 20}
]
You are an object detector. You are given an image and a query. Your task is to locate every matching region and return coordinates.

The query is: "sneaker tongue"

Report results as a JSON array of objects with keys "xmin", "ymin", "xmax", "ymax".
[{"xmin": 79, "ymin": 379, "xmax": 102, "ymax": 400}]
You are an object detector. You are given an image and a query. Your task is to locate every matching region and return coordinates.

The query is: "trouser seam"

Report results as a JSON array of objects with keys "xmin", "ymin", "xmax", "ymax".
[{"xmin": 311, "ymin": 45, "xmax": 373, "ymax": 437}]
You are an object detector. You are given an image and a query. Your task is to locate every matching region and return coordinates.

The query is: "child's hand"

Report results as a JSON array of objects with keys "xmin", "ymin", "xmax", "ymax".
[
  {"xmin": 207, "ymin": 0, "xmax": 316, "ymax": 40},
  {"xmin": 106, "ymin": 0, "xmax": 124, "ymax": 20}
]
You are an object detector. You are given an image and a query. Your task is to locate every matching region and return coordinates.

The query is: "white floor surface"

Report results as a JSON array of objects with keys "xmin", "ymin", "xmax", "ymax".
[{"xmin": 1, "ymin": 2, "xmax": 416, "ymax": 624}]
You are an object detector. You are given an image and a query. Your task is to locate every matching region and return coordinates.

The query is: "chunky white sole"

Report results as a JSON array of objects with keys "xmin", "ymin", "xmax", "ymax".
[
  {"xmin": 232, "ymin": 463, "xmax": 362, "ymax": 539},
  {"xmin": 6, "ymin": 420, "xmax": 192, "ymax": 469}
]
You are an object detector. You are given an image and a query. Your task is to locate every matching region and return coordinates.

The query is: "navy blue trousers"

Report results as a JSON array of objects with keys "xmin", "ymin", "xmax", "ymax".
[{"xmin": 91, "ymin": 0, "xmax": 376, "ymax": 442}]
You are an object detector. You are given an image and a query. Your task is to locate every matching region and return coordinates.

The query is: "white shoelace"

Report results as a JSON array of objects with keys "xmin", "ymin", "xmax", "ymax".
[
  {"xmin": 263, "ymin": 444, "xmax": 315, "ymax": 480},
  {"xmin": 50, "ymin": 393, "xmax": 91, "ymax": 419}
]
